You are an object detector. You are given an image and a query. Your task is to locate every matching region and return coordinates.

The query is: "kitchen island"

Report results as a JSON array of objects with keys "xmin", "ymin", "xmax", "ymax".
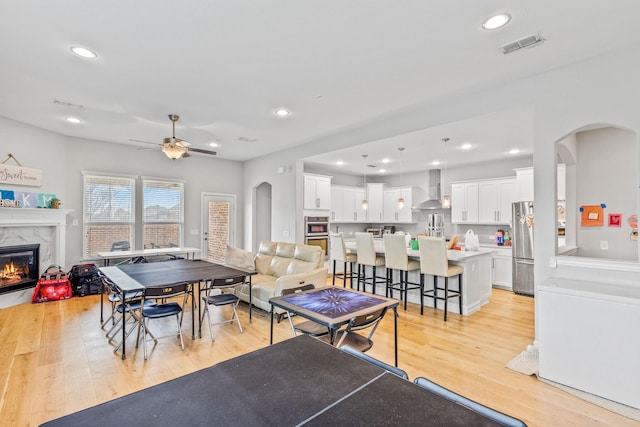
[{"xmin": 344, "ymin": 240, "xmax": 494, "ymax": 316}]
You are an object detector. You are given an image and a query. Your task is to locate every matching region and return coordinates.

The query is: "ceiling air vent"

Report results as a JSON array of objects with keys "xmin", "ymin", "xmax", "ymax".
[{"xmin": 500, "ymin": 33, "xmax": 544, "ymax": 55}]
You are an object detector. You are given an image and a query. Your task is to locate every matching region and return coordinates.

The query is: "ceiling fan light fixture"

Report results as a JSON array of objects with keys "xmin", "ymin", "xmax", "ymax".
[{"xmin": 162, "ymin": 143, "xmax": 186, "ymax": 159}]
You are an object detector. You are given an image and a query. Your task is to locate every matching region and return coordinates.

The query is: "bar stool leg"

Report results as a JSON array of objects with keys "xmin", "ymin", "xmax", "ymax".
[
  {"xmin": 444, "ymin": 276, "xmax": 449, "ymax": 321},
  {"xmin": 342, "ymin": 261, "xmax": 347, "ymax": 288},
  {"xmin": 458, "ymin": 273, "xmax": 463, "ymax": 315},
  {"xmin": 420, "ymin": 274, "xmax": 424, "ymax": 315},
  {"xmin": 403, "ymin": 271, "xmax": 408, "ymax": 311},
  {"xmin": 332, "ymin": 260, "xmax": 337, "ymax": 286}
]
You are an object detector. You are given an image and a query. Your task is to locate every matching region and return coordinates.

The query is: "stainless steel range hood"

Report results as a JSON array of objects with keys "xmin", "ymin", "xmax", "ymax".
[{"xmin": 412, "ymin": 169, "xmax": 449, "ymax": 210}]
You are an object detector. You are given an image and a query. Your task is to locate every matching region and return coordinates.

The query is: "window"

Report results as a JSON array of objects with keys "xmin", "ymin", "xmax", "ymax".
[
  {"xmin": 143, "ymin": 178, "xmax": 184, "ymax": 249},
  {"xmin": 82, "ymin": 174, "xmax": 185, "ymax": 259},
  {"xmin": 83, "ymin": 173, "xmax": 135, "ymax": 258}
]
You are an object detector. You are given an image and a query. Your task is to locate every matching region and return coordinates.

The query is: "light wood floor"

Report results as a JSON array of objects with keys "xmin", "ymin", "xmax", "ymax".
[{"xmin": 0, "ymin": 283, "xmax": 636, "ymax": 426}]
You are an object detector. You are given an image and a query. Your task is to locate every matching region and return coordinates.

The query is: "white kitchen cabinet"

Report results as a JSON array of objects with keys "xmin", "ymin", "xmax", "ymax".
[
  {"xmin": 492, "ymin": 247, "xmax": 513, "ymax": 290},
  {"xmin": 304, "ymin": 174, "xmax": 331, "ymax": 210},
  {"xmin": 478, "ymin": 178, "xmax": 516, "ymax": 224},
  {"xmin": 331, "ymin": 185, "xmax": 367, "ymax": 222},
  {"xmin": 330, "ymin": 186, "xmax": 344, "ymax": 221},
  {"xmin": 514, "ymin": 167, "xmax": 534, "ymax": 202},
  {"xmin": 366, "ymin": 183, "xmax": 384, "ymax": 223},
  {"xmin": 451, "ymin": 182, "xmax": 478, "ymax": 224},
  {"xmin": 383, "ymin": 187, "xmax": 415, "ymax": 222}
]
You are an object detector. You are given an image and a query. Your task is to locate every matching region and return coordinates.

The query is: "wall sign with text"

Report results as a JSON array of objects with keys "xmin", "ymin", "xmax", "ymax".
[{"xmin": 0, "ymin": 164, "xmax": 42, "ymax": 187}]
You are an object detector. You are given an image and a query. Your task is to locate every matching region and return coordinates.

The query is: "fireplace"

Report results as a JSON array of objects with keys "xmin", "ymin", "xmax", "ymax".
[{"xmin": 0, "ymin": 244, "xmax": 40, "ymax": 294}]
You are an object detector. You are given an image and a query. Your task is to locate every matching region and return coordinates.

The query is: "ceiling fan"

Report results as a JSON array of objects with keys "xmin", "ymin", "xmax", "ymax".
[{"xmin": 130, "ymin": 114, "xmax": 217, "ymax": 159}]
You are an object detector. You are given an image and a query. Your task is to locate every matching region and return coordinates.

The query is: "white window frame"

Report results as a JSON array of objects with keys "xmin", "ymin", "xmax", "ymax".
[
  {"xmin": 82, "ymin": 171, "xmax": 136, "ymax": 259},
  {"xmin": 141, "ymin": 177, "xmax": 185, "ymax": 249}
]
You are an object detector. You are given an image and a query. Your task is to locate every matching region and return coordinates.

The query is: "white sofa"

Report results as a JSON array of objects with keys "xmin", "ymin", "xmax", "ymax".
[{"xmin": 228, "ymin": 241, "xmax": 328, "ymax": 314}]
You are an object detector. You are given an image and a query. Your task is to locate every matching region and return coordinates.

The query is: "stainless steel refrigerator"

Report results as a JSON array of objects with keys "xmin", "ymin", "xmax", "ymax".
[{"xmin": 512, "ymin": 201, "xmax": 534, "ymax": 296}]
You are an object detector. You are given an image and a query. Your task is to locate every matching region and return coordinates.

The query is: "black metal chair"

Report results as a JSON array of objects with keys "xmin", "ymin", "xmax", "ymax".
[
  {"xmin": 110, "ymin": 241, "xmax": 130, "ymax": 251},
  {"xmin": 200, "ymin": 275, "xmax": 246, "ymax": 341},
  {"xmin": 101, "ymin": 277, "xmax": 155, "ymax": 354},
  {"xmin": 138, "ymin": 282, "xmax": 190, "ymax": 360},
  {"xmin": 281, "ymin": 284, "xmax": 330, "ymax": 337},
  {"xmin": 320, "ymin": 306, "xmax": 388, "ymax": 352},
  {"xmin": 413, "ymin": 377, "xmax": 527, "ymax": 427},
  {"xmin": 341, "ymin": 345, "xmax": 408, "ymax": 379}
]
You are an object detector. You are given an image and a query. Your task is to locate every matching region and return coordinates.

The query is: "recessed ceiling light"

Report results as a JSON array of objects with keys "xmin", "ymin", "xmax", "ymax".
[
  {"xmin": 460, "ymin": 143, "xmax": 473, "ymax": 150},
  {"xmin": 509, "ymin": 148, "xmax": 520, "ymax": 155},
  {"xmin": 65, "ymin": 117, "xmax": 81, "ymax": 124},
  {"xmin": 274, "ymin": 108, "xmax": 290, "ymax": 117},
  {"xmin": 336, "ymin": 160, "xmax": 344, "ymax": 166},
  {"xmin": 379, "ymin": 169, "xmax": 386, "ymax": 173},
  {"xmin": 209, "ymin": 142, "xmax": 219, "ymax": 148},
  {"xmin": 70, "ymin": 46, "xmax": 97, "ymax": 58},
  {"xmin": 381, "ymin": 158, "xmax": 390, "ymax": 164},
  {"xmin": 431, "ymin": 160, "xmax": 441, "ymax": 166},
  {"xmin": 482, "ymin": 13, "xmax": 511, "ymax": 30}
]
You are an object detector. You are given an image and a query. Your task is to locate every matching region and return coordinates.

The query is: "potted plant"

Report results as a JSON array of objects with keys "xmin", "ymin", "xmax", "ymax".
[{"xmin": 49, "ymin": 198, "xmax": 61, "ymax": 209}]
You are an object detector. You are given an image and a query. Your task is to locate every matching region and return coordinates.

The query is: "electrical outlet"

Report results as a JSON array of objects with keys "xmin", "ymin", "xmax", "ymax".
[{"xmin": 600, "ymin": 241, "xmax": 609, "ymax": 250}]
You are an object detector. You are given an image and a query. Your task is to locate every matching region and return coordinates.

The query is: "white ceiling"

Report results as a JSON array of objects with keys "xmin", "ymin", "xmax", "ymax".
[{"xmin": 1, "ymin": 1, "xmax": 640, "ymax": 169}]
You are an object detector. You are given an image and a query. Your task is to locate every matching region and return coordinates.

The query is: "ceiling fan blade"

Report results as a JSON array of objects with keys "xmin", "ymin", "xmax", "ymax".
[
  {"xmin": 186, "ymin": 147, "xmax": 217, "ymax": 156},
  {"xmin": 129, "ymin": 138, "xmax": 160, "ymax": 146}
]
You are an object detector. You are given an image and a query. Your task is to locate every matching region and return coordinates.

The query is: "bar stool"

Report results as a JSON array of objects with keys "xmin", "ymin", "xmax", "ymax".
[
  {"xmin": 330, "ymin": 232, "xmax": 357, "ymax": 288},
  {"xmin": 354, "ymin": 232, "xmax": 386, "ymax": 294},
  {"xmin": 417, "ymin": 236, "xmax": 463, "ymax": 321},
  {"xmin": 383, "ymin": 233, "xmax": 422, "ymax": 311}
]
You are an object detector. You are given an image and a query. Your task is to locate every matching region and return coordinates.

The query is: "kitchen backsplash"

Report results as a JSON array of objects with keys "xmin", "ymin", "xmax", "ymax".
[{"xmin": 331, "ymin": 210, "xmax": 511, "ymax": 246}]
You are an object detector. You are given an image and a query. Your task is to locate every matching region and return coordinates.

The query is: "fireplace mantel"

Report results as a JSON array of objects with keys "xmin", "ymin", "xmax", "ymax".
[{"xmin": 0, "ymin": 208, "xmax": 73, "ymax": 268}]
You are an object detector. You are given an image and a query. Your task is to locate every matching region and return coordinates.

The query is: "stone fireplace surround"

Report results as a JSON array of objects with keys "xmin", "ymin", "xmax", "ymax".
[{"xmin": 0, "ymin": 208, "xmax": 72, "ymax": 308}]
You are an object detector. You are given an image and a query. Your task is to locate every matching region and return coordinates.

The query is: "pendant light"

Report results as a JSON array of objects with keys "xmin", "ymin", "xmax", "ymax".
[
  {"xmin": 397, "ymin": 147, "xmax": 405, "ymax": 209},
  {"xmin": 441, "ymin": 138, "xmax": 451, "ymax": 209},
  {"xmin": 361, "ymin": 154, "xmax": 369, "ymax": 210}
]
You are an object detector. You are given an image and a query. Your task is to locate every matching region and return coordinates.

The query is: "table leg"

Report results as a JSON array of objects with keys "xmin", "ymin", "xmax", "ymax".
[
  {"xmin": 249, "ymin": 277, "xmax": 253, "ymax": 323},
  {"xmin": 393, "ymin": 307, "xmax": 398, "ymax": 367},
  {"xmin": 269, "ymin": 305, "xmax": 274, "ymax": 344},
  {"xmin": 121, "ymin": 289, "xmax": 127, "ymax": 360},
  {"xmin": 100, "ymin": 283, "xmax": 104, "ymax": 324},
  {"xmin": 191, "ymin": 282, "xmax": 195, "ymax": 340}
]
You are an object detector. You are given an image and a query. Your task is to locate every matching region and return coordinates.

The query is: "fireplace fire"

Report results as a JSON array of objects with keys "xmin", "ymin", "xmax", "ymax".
[{"xmin": 0, "ymin": 244, "xmax": 40, "ymax": 294}]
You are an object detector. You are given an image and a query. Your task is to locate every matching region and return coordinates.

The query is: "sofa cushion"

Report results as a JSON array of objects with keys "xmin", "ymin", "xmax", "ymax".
[
  {"xmin": 250, "ymin": 274, "xmax": 278, "ymax": 302},
  {"xmin": 294, "ymin": 245, "xmax": 323, "ymax": 267},
  {"xmin": 255, "ymin": 241, "xmax": 277, "ymax": 274},
  {"xmin": 275, "ymin": 242, "xmax": 296, "ymax": 258},
  {"xmin": 224, "ymin": 246, "xmax": 255, "ymax": 271},
  {"xmin": 268, "ymin": 256, "xmax": 291, "ymax": 277}
]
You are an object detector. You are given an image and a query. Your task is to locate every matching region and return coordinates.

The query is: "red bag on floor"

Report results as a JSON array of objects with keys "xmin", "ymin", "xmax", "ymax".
[{"xmin": 32, "ymin": 265, "xmax": 73, "ymax": 303}]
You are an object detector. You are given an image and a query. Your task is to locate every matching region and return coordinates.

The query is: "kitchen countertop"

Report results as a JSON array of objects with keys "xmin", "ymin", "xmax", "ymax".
[{"xmin": 344, "ymin": 240, "xmax": 495, "ymax": 261}]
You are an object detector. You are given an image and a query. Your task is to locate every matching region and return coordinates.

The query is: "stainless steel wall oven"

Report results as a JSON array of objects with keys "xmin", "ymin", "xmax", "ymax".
[{"xmin": 304, "ymin": 216, "xmax": 329, "ymax": 256}]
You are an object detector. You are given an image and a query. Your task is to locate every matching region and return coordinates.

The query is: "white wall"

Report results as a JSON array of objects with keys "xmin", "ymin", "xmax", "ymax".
[
  {"xmin": 0, "ymin": 117, "xmax": 244, "ymax": 268},
  {"xmin": 575, "ymin": 127, "xmax": 637, "ymax": 260}
]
